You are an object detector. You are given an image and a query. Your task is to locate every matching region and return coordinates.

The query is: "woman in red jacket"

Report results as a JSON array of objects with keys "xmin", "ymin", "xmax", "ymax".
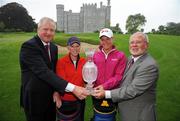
[{"xmin": 53, "ymin": 37, "xmax": 86, "ymax": 121}]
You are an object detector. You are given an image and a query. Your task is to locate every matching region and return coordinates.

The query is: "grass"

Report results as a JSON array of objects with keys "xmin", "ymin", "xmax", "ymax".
[{"xmin": 0, "ymin": 32, "xmax": 180, "ymax": 121}]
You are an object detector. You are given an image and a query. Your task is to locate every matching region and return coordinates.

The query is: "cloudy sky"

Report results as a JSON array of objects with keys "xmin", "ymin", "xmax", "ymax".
[{"xmin": 1, "ymin": 0, "xmax": 180, "ymax": 32}]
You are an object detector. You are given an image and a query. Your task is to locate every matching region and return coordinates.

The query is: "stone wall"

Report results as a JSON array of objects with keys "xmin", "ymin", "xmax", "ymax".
[{"xmin": 56, "ymin": 0, "xmax": 111, "ymax": 33}]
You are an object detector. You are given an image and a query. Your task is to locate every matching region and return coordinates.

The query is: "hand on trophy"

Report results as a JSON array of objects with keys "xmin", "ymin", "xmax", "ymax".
[
  {"xmin": 73, "ymin": 85, "xmax": 89, "ymax": 100},
  {"xmin": 92, "ymin": 85, "xmax": 105, "ymax": 99}
]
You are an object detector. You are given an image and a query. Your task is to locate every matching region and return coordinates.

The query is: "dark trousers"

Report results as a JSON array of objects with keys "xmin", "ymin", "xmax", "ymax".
[
  {"xmin": 24, "ymin": 102, "xmax": 56, "ymax": 121},
  {"xmin": 56, "ymin": 100, "xmax": 85, "ymax": 121}
]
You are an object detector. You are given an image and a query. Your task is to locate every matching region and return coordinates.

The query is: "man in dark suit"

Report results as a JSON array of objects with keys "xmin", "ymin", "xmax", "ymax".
[
  {"xmin": 19, "ymin": 17, "xmax": 88, "ymax": 121},
  {"xmin": 93, "ymin": 32, "xmax": 159, "ymax": 121}
]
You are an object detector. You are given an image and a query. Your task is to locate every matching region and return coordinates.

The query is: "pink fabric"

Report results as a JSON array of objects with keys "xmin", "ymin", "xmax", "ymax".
[{"xmin": 93, "ymin": 46, "xmax": 127, "ymax": 90}]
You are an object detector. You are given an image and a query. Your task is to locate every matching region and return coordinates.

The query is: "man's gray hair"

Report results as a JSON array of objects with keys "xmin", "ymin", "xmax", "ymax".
[
  {"xmin": 130, "ymin": 32, "xmax": 149, "ymax": 43},
  {"xmin": 38, "ymin": 17, "xmax": 56, "ymax": 29}
]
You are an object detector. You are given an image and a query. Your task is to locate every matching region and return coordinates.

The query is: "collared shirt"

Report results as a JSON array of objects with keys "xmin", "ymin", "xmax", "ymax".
[
  {"xmin": 40, "ymin": 39, "xmax": 51, "ymax": 60},
  {"xmin": 105, "ymin": 54, "xmax": 143, "ymax": 99},
  {"xmin": 40, "ymin": 39, "xmax": 48, "ymax": 46},
  {"xmin": 132, "ymin": 55, "xmax": 143, "ymax": 62}
]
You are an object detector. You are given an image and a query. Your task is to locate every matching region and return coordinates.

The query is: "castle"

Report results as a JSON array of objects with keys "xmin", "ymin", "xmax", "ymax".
[{"xmin": 56, "ymin": 0, "xmax": 111, "ymax": 33}]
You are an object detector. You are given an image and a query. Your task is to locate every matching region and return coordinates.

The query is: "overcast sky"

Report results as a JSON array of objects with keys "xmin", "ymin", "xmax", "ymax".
[{"xmin": 1, "ymin": 0, "xmax": 180, "ymax": 32}]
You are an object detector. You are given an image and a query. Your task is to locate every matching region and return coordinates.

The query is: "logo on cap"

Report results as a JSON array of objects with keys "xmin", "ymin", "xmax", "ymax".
[{"xmin": 99, "ymin": 28, "xmax": 113, "ymax": 38}]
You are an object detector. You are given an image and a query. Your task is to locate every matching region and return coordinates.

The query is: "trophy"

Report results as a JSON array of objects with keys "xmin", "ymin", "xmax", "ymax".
[{"xmin": 82, "ymin": 48, "xmax": 98, "ymax": 94}]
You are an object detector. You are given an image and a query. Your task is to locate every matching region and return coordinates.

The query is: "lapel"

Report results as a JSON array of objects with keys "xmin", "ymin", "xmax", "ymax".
[
  {"xmin": 123, "ymin": 53, "xmax": 148, "ymax": 80},
  {"xmin": 34, "ymin": 35, "xmax": 51, "ymax": 65}
]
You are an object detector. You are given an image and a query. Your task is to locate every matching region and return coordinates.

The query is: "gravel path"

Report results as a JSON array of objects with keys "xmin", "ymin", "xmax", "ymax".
[{"xmin": 57, "ymin": 42, "xmax": 99, "ymax": 54}]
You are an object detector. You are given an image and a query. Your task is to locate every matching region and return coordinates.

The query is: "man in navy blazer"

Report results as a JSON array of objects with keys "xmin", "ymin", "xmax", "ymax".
[{"xmin": 19, "ymin": 17, "xmax": 88, "ymax": 121}]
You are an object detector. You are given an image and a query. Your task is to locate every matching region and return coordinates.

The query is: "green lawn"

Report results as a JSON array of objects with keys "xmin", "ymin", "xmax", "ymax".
[{"xmin": 0, "ymin": 32, "xmax": 180, "ymax": 121}]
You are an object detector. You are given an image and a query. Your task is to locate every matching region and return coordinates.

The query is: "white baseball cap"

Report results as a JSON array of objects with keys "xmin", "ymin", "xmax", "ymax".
[{"xmin": 99, "ymin": 28, "xmax": 113, "ymax": 38}]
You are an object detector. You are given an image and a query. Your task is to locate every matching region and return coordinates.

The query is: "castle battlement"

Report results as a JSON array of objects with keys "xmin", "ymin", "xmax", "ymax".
[{"xmin": 56, "ymin": 0, "xmax": 111, "ymax": 33}]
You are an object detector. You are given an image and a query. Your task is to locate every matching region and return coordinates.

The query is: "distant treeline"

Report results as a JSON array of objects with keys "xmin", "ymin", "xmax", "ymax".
[{"xmin": 149, "ymin": 22, "xmax": 180, "ymax": 36}]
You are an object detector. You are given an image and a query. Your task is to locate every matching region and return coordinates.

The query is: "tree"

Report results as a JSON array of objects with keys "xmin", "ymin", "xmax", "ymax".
[
  {"xmin": 140, "ymin": 28, "xmax": 144, "ymax": 32},
  {"xmin": 155, "ymin": 22, "xmax": 180, "ymax": 35},
  {"xmin": 125, "ymin": 13, "xmax": 146, "ymax": 34},
  {"xmin": 0, "ymin": 2, "xmax": 36, "ymax": 32},
  {"xmin": 166, "ymin": 22, "xmax": 180, "ymax": 35},
  {"xmin": 158, "ymin": 25, "xmax": 166, "ymax": 34},
  {"xmin": 151, "ymin": 29, "xmax": 156, "ymax": 34},
  {"xmin": 158, "ymin": 25, "xmax": 165, "ymax": 31},
  {"xmin": 111, "ymin": 23, "xmax": 123, "ymax": 34}
]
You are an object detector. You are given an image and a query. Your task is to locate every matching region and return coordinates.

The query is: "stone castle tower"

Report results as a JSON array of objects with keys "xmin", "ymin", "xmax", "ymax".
[{"xmin": 56, "ymin": 0, "xmax": 111, "ymax": 33}]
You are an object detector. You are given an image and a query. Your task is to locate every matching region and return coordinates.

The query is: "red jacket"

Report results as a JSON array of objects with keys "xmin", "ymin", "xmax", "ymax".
[{"xmin": 56, "ymin": 54, "xmax": 86, "ymax": 101}]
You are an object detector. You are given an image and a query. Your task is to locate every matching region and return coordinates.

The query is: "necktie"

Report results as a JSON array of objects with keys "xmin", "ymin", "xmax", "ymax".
[
  {"xmin": 44, "ymin": 44, "xmax": 51, "ymax": 61},
  {"xmin": 127, "ymin": 58, "xmax": 134, "ymax": 71}
]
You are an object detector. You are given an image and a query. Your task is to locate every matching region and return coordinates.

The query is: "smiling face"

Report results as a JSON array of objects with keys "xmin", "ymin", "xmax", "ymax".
[
  {"xmin": 37, "ymin": 21, "xmax": 55, "ymax": 43},
  {"xmin": 68, "ymin": 43, "xmax": 81, "ymax": 58},
  {"xmin": 100, "ymin": 36, "xmax": 113, "ymax": 52},
  {"xmin": 129, "ymin": 33, "xmax": 148, "ymax": 57}
]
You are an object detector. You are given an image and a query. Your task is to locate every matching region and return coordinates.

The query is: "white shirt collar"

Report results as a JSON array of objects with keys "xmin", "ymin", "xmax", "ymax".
[
  {"xmin": 41, "ymin": 41, "xmax": 46, "ymax": 46},
  {"xmin": 38, "ymin": 35, "xmax": 49, "ymax": 46},
  {"xmin": 41, "ymin": 40, "xmax": 50, "ymax": 46},
  {"xmin": 131, "ymin": 55, "xmax": 143, "ymax": 62}
]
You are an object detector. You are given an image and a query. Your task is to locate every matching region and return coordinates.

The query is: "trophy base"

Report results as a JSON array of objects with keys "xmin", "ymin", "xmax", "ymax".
[{"xmin": 86, "ymin": 84, "xmax": 94, "ymax": 95}]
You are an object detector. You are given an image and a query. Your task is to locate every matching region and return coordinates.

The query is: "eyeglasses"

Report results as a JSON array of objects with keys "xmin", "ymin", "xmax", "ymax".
[{"xmin": 129, "ymin": 40, "xmax": 146, "ymax": 45}]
